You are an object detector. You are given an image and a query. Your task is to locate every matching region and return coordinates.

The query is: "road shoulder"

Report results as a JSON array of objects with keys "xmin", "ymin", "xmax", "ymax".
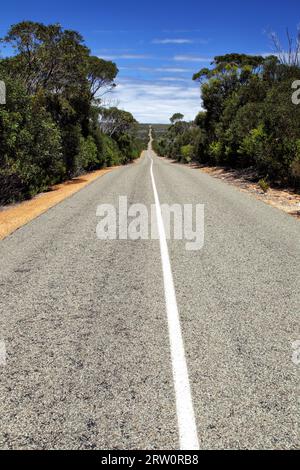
[
  {"xmin": 0, "ymin": 167, "xmax": 117, "ymax": 240},
  {"xmin": 158, "ymin": 157, "xmax": 300, "ymax": 219}
]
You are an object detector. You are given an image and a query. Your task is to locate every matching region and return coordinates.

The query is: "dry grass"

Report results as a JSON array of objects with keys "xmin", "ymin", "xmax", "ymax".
[{"xmin": 0, "ymin": 167, "xmax": 117, "ymax": 240}]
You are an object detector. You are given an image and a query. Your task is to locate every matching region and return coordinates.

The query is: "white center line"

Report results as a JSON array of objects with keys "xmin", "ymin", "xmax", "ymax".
[
  {"xmin": 0, "ymin": 339, "xmax": 6, "ymax": 366},
  {"xmin": 148, "ymin": 144, "xmax": 199, "ymax": 450}
]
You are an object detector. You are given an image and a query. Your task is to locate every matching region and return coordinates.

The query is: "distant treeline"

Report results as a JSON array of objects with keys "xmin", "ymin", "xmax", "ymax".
[
  {"xmin": 0, "ymin": 21, "xmax": 143, "ymax": 204},
  {"xmin": 154, "ymin": 53, "xmax": 300, "ymax": 188}
]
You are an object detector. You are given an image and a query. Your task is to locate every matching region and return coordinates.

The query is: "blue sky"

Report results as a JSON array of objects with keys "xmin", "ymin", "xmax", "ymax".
[{"xmin": 1, "ymin": 0, "xmax": 299, "ymax": 122}]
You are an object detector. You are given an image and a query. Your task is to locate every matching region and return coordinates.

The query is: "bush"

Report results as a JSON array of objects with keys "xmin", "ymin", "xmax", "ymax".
[
  {"xmin": 116, "ymin": 133, "xmax": 138, "ymax": 163},
  {"xmin": 258, "ymin": 178, "xmax": 270, "ymax": 193},
  {"xmin": 238, "ymin": 125, "xmax": 267, "ymax": 167},
  {"xmin": 0, "ymin": 79, "xmax": 64, "ymax": 203},
  {"xmin": 89, "ymin": 127, "xmax": 106, "ymax": 167},
  {"xmin": 180, "ymin": 144, "xmax": 194, "ymax": 163},
  {"xmin": 208, "ymin": 141, "xmax": 223, "ymax": 164},
  {"xmin": 101, "ymin": 134, "xmax": 122, "ymax": 166},
  {"xmin": 60, "ymin": 124, "xmax": 81, "ymax": 177},
  {"xmin": 78, "ymin": 135, "xmax": 98, "ymax": 172}
]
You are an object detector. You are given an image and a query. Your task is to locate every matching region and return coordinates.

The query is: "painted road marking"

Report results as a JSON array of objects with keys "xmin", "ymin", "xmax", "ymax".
[
  {"xmin": 148, "ymin": 144, "xmax": 199, "ymax": 450},
  {"xmin": 0, "ymin": 340, "xmax": 6, "ymax": 366}
]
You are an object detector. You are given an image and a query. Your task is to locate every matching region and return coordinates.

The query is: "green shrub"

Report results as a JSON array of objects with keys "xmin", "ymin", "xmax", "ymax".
[
  {"xmin": 0, "ymin": 80, "xmax": 63, "ymax": 202},
  {"xmin": 116, "ymin": 134, "xmax": 136, "ymax": 163},
  {"xmin": 180, "ymin": 144, "xmax": 194, "ymax": 163},
  {"xmin": 101, "ymin": 134, "xmax": 122, "ymax": 166},
  {"xmin": 290, "ymin": 139, "xmax": 300, "ymax": 185},
  {"xmin": 208, "ymin": 141, "xmax": 223, "ymax": 163},
  {"xmin": 258, "ymin": 178, "xmax": 270, "ymax": 193},
  {"xmin": 78, "ymin": 135, "xmax": 98, "ymax": 172},
  {"xmin": 238, "ymin": 125, "xmax": 267, "ymax": 162}
]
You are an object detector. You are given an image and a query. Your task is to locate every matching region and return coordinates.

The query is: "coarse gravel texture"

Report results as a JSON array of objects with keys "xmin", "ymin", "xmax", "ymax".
[{"xmin": 0, "ymin": 145, "xmax": 299, "ymax": 449}]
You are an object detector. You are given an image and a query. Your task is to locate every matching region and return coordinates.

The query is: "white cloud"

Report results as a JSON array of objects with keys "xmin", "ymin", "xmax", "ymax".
[
  {"xmin": 155, "ymin": 67, "xmax": 190, "ymax": 73},
  {"xmin": 159, "ymin": 77, "xmax": 190, "ymax": 82},
  {"xmin": 99, "ymin": 54, "xmax": 153, "ymax": 60},
  {"xmin": 155, "ymin": 67, "xmax": 194, "ymax": 73},
  {"xmin": 152, "ymin": 38, "xmax": 194, "ymax": 44},
  {"xmin": 110, "ymin": 78, "xmax": 202, "ymax": 123},
  {"xmin": 119, "ymin": 66, "xmax": 194, "ymax": 73},
  {"xmin": 174, "ymin": 55, "xmax": 213, "ymax": 62}
]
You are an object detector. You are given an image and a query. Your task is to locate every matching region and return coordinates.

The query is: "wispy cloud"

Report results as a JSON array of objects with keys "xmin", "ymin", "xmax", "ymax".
[
  {"xmin": 159, "ymin": 77, "xmax": 190, "ymax": 82},
  {"xmin": 152, "ymin": 38, "xmax": 194, "ymax": 44},
  {"xmin": 111, "ymin": 78, "xmax": 201, "ymax": 123},
  {"xmin": 99, "ymin": 54, "xmax": 153, "ymax": 60},
  {"xmin": 174, "ymin": 55, "xmax": 213, "ymax": 62},
  {"xmin": 155, "ymin": 67, "xmax": 194, "ymax": 72},
  {"xmin": 119, "ymin": 66, "xmax": 194, "ymax": 73},
  {"xmin": 96, "ymin": 48, "xmax": 135, "ymax": 53}
]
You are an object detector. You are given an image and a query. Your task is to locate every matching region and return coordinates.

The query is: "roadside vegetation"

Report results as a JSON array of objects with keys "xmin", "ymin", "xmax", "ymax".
[
  {"xmin": 153, "ymin": 47, "xmax": 300, "ymax": 189},
  {"xmin": 0, "ymin": 21, "xmax": 143, "ymax": 204}
]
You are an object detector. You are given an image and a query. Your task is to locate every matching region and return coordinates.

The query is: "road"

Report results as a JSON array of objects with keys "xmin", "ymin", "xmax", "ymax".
[{"xmin": 0, "ymin": 134, "xmax": 299, "ymax": 449}]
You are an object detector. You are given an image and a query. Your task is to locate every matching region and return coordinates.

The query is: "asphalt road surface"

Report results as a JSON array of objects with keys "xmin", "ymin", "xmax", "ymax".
[{"xmin": 0, "ymin": 135, "xmax": 299, "ymax": 449}]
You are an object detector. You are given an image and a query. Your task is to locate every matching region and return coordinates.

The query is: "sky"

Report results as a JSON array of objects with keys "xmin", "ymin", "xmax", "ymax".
[{"xmin": 0, "ymin": 0, "xmax": 299, "ymax": 123}]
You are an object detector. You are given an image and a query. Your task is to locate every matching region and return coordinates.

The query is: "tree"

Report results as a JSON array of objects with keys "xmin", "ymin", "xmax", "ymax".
[
  {"xmin": 170, "ymin": 112, "xmax": 184, "ymax": 124},
  {"xmin": 3, "ymin": 21, "xmax": 90, "ymax": 95},
  {"xmin": 0, "ymin": 21, "xmax": 143, "ymax": 203},
  {"xmin": 98, "ymin": 107, "xmax": 137, "ymax": 137},
  {"xmin": 0, "ymin": 75, "xmax": 63, "ymax": 203},
  {"xmin": 87, "ymin": 56, "xmax": 118, "ymax": 99},
  {"xmin": 154, "ymin": 47, "xmax": 300, "ymax": 187}
]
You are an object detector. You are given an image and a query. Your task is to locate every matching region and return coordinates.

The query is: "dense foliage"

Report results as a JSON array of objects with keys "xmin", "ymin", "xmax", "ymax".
[
  {"xmin": 154, "ymin": 53, "xmax": 300, "ymax": 188},
  {"xmin": 0, "ymin": 21, "xmax": 143, "ymax": 204}
]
